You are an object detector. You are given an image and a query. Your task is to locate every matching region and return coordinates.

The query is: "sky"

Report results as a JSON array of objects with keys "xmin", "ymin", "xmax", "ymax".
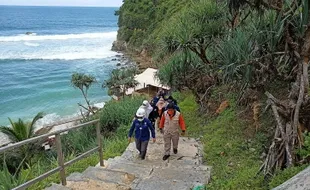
[{"xmin": 0, "ymin": 0, "xmax": 123, "ymax": 7}]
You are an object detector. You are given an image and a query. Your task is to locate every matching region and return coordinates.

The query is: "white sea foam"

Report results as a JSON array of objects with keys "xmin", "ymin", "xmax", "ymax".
[
  {"xmin": 39, "ymin": 51, "xmax": 117, "ymax": 60},
  {"xmin": 0, "ymin": 31, "xmax": 118, "ymax": 60},
  {"xmin": 0, "ymin": 48, "xmax": 117, "ymax": 60},
  {"xmin": 0, "ymin": 32, "xmax": 117, "ymax": 42},
  {"xmin": 24, "ymin": 42, "xmax": 40, "ymax": 47}
]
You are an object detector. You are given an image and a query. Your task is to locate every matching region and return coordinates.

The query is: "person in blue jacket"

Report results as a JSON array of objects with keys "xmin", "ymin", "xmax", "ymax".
[{"xmin": 128, "ymin": 108, "xmax": 156, "ymax": 160}]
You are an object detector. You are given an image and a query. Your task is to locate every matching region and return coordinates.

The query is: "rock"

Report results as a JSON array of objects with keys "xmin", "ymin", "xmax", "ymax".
[
  {"xmin": 116, "ymin": 63, "xmax": 121, "ymax": 66},
  {"xmin": 111, "ymin": 40, "xmax": 127, "ymax": 51},
  {"xmin": 45, "ymin": 183, "xmax": 71, "ymax": 190},
  {"xmin": 112, "ymin": 58, "xmax": 117, "ymax": 61}
]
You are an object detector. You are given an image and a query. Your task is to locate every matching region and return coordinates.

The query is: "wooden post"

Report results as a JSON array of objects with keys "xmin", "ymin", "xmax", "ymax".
[
  {"xmin": 55, "ymin": 134, "xmax": 66, "ymax": 186},
  {"xmin": 96, "ymin": 122, "xmax": 104, "ymax": 166}
]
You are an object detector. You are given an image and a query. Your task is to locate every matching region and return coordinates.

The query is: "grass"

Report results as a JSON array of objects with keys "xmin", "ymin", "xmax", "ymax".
[
  {"xmin": 176, "ymin": 90, "xmax": 308, "ymax": 190},
  {"xmin": 99, "ymin": 96, "xmax": 146, "ymax": 132},
  {"xmin": 22, "ymin": 97, "xmax": 139, "ymax": 189},
  {"xmin": 1, "ymin": 96, "xmax": 138, "ymax": 190},
  {"xmin": 27, "ymin": 125, "xmax": 129, "ymax": 189},
  {"xmin": 268, "ymin": 165, "xmax": 308, "ymax": 188},
  {"xmin": 2, "ymin": 91, "xmax": 308, "ymax": 190},
  {"xmin": 202, "ymin": 109, "xmax": 265, "ymax": 190}
]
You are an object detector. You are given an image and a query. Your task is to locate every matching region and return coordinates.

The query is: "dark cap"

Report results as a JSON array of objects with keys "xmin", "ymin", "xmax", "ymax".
[{"xmin": 167, "ymin": 102, "xmax": 175, "ymax": 109}]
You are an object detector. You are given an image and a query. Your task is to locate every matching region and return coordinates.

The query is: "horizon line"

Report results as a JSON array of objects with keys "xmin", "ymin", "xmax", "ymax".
[{"xmin": 0, "ymin": 4, "xmax": 121, "ymax": 8}]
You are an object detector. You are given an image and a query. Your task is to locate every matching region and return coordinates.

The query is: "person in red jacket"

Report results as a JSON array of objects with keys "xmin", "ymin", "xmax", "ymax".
[{"xmin": 159, "ymin": 102, "xmax": 186, "ymax": 160}]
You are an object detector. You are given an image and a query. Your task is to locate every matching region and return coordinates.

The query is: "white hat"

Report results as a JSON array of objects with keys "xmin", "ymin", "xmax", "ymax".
[
  {"xmin": 142, "ymin": 100, "xmax": 149, "ymax": 107},
  {"xmin": 136, "ymin": 108, "xmax": 146, "ymax": 118}
]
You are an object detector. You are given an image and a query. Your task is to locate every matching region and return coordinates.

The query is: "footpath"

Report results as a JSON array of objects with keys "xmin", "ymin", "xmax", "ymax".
[{"xmin": 46, "ymin": 132, "xmax": 211, "ymax": 190}]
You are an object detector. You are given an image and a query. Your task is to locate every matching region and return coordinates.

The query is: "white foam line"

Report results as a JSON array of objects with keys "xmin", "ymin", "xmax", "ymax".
[{"xmin": 0, "ymin": 32, "xmax": 117, "ymax": 42}]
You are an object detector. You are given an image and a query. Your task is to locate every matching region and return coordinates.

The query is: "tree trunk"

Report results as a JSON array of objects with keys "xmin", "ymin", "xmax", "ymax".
[
  {"xmin": 260, "ymin": 22, "xmax": 310, "ymax": 176},
  {"xmin": 81, "ymin": 89, "xmax": 95, "ymax": 114},
  {"xmin": 189, "ymin": 46, "xmax": 211, "ymax": 64}
]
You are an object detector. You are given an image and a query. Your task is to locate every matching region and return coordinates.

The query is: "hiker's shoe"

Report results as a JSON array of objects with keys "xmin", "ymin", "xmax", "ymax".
[
  {"xmin": 173, "ymin": 148, "xmax": 178, "ymax": 154},
  {"xmin": 163, "ymin": 155, "xmax": 170, "ymax": 160}
]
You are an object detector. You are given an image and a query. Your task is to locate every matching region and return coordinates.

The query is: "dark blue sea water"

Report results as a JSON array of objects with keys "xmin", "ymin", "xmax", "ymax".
[{"xmin": 0, "ymin": 6, "xmax": 119, "ymax": 125}]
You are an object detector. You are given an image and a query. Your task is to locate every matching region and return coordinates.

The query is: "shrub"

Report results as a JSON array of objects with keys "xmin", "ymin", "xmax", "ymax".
[{"xmin": 99, "ymin": 96, "xmax": 146, "ymax": 132}]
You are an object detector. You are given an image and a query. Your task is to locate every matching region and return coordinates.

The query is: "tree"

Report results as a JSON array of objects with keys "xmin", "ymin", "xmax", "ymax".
[
  {"xmin": 157, "ymin": 51, "xmax": 215, "ymax": 111},
  {"xmin": 161, "ymin": 0, "xmax": 225, "ymax": 65},
  {"xmin": 0, "ymin": 112, "xmax": 44, "ymax": 142},
  {"xmin": 103, "ymin": 67, "xmax": 139, "ymax": 99},
  {"xmin": 0, "ymin": 112, "xmax": 44, "ymax": 169},
  {"xmin": 71, "ymin": 73, "xmax": 96, "ymax": 114}
]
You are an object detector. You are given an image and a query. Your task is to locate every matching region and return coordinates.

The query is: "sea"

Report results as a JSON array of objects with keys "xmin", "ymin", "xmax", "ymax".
[{"xmin": 0, "ymin": 6, "xmax": 120, "ymax": 126}]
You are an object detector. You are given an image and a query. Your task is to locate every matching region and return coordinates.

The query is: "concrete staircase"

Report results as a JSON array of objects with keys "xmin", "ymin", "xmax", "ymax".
[{"xmin": 46, "ymin": 134, "xmax": 211, "ymax": 190}]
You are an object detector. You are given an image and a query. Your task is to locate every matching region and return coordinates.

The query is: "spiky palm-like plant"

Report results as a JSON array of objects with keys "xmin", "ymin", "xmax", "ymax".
[
  {"xmin": 103, "ymin": 67, "xmax": 139, "ymax": 99},
  {"xmin": 161, "ymin": 0, "xmax": 225, "ymax": 65},
  {"xmin": 0, "ymin": 112, "xmax": 44, "ymax": 169},
  {"xmin": 71, "ymin": 73, "xmax": 96, "ymax": 114},
  {"xmin": 0, "ymin": 112, "xmax": 44, "ymax": 142}
]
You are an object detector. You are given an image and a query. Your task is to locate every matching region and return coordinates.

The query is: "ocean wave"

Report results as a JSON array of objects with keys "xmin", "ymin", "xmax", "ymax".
[
  {"xmin": 24, "ymin": 42, "xmax": 40, "ymax": 47},
  {"xmin": 0, "ymin": 32, "xmax": 117, "ymax": 42},
  {"xmin": 33, "ymin": 112, "xmax": 80, "ymax": 131},
  {"xmin": 0, "ymin": 51, "xmax": 118, "ymax": 60}
]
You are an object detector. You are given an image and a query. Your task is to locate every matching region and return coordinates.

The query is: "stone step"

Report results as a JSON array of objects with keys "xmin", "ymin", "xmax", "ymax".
[
  {"xmin": 104, "ymin": 160, "xmax": 154, "ymax": 178},
  {"xmin": 46, "ymin": 134, "xmax": 210, "ymax": 190},
  {"xmin": 132, "ymin": 166, "xmax": 211, "ymax": 190},
  {"xmin": 45, "ymin": 183, "xmax": 72, "ymax": 190},
  {"xmin": 120, "ymin": 142, "xmax": 202, "ymax": 164},
  {"xmin": 66, "ymin": 172, "xmax": 131, "ymax": 190},
  {"xmin": 81, "ymin": 166, "xmax": 136, "ymax": 186},
  {"xmin": 151, "ymin": 166, "xmax": 210, "ymax": 183},
  {"xmin": 105, "ymin": 154, "xmax": 208, "ymax": 170},
  {"xmin": 132, "ymin": 178, "xmax": 201, "ymax": 190},
  {"xmin": 273, "ymin": 166, "xmax": 310, "ymax": 190}
]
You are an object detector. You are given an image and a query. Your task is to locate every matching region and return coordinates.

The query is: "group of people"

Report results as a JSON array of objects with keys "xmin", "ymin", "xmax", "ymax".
[{"xmin": 128, "ymin": 89, "xmax": 186, "ymax": 160}]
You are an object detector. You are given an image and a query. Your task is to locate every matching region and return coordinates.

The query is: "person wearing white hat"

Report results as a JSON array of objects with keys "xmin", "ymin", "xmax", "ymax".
[
  {"xmin": 139, "ymin": 100, "xmax": 153, "ymax": 118},
  {"xmin": 128, "ymin": 108, "xmax": 156, "ymax": 160}
]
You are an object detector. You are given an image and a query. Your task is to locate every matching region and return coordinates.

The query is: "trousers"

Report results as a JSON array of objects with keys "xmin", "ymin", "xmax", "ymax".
[
  {"xmin": 135, "ymin": 139, "xmax": 149, "ymax": 159},
  {"xmin": 163, "ymin": 132, "xmax": 179, "ymax": 155}
]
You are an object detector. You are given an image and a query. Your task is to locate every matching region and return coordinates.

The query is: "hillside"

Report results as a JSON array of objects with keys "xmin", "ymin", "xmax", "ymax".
[{"xmin": 115, "ymin": 0, "xmax": 310, "ymax": 189}]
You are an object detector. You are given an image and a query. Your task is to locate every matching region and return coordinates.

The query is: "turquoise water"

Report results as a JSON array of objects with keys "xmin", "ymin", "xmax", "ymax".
[{"xmin": 0, "ymin": 6, "xmax": 120, "ymax": 125}]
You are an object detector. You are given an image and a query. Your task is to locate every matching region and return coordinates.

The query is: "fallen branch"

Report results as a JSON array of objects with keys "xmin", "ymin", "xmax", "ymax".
[
  {"xmin": 265, "ymin": 92, "xmax": 288, "ymax": 109},
  {"xmin": 268, "ymin": 99, "xmax": 293, "ymax": 167},
  {"xmin": 199, "ymin": 85, "xmax": 214, "ymax": 103}
]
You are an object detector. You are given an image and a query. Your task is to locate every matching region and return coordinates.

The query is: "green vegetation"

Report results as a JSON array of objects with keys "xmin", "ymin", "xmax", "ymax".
[
  {"xmin": 103, "ymin": 67, "xmax": 139, "ymax": 98},
  {"xmin": 0, "ymin": 96, "xmax": 143, "ymax": 189},
  {"xmin": 176, "ymin": 91, "xmax": 308, "ymax": 189},
  {"xmin": 27, "ymin": 124, "xmax": 129, "ymax": 190},
  {"xmin": 71, "ymin": 73, "xmax": 97, "ymax": 114},
  {"xmin": 117, "ymin": 0, "xmax": 310, "ymax": 188},
  {"xmin": 115, "ymin": 0, "xmax": 189, "ymax": 50},
  {"xmin": 0, "ymin": 161, "xmax": 30, "ymax": 190},
  {"xmin": 297, "ymin": 132, "xmax": 310, "ymax": 160},
  {"xmin": 0, "ymin": 112, "xmax": 44, "ymax": 142},
  {"xmin": 0, "ymin": 112, "xmax": 44, "ymax": 172},
  {"xmin": 99, "ymin": 96, "xmax": 145, "ymax": 132}
]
